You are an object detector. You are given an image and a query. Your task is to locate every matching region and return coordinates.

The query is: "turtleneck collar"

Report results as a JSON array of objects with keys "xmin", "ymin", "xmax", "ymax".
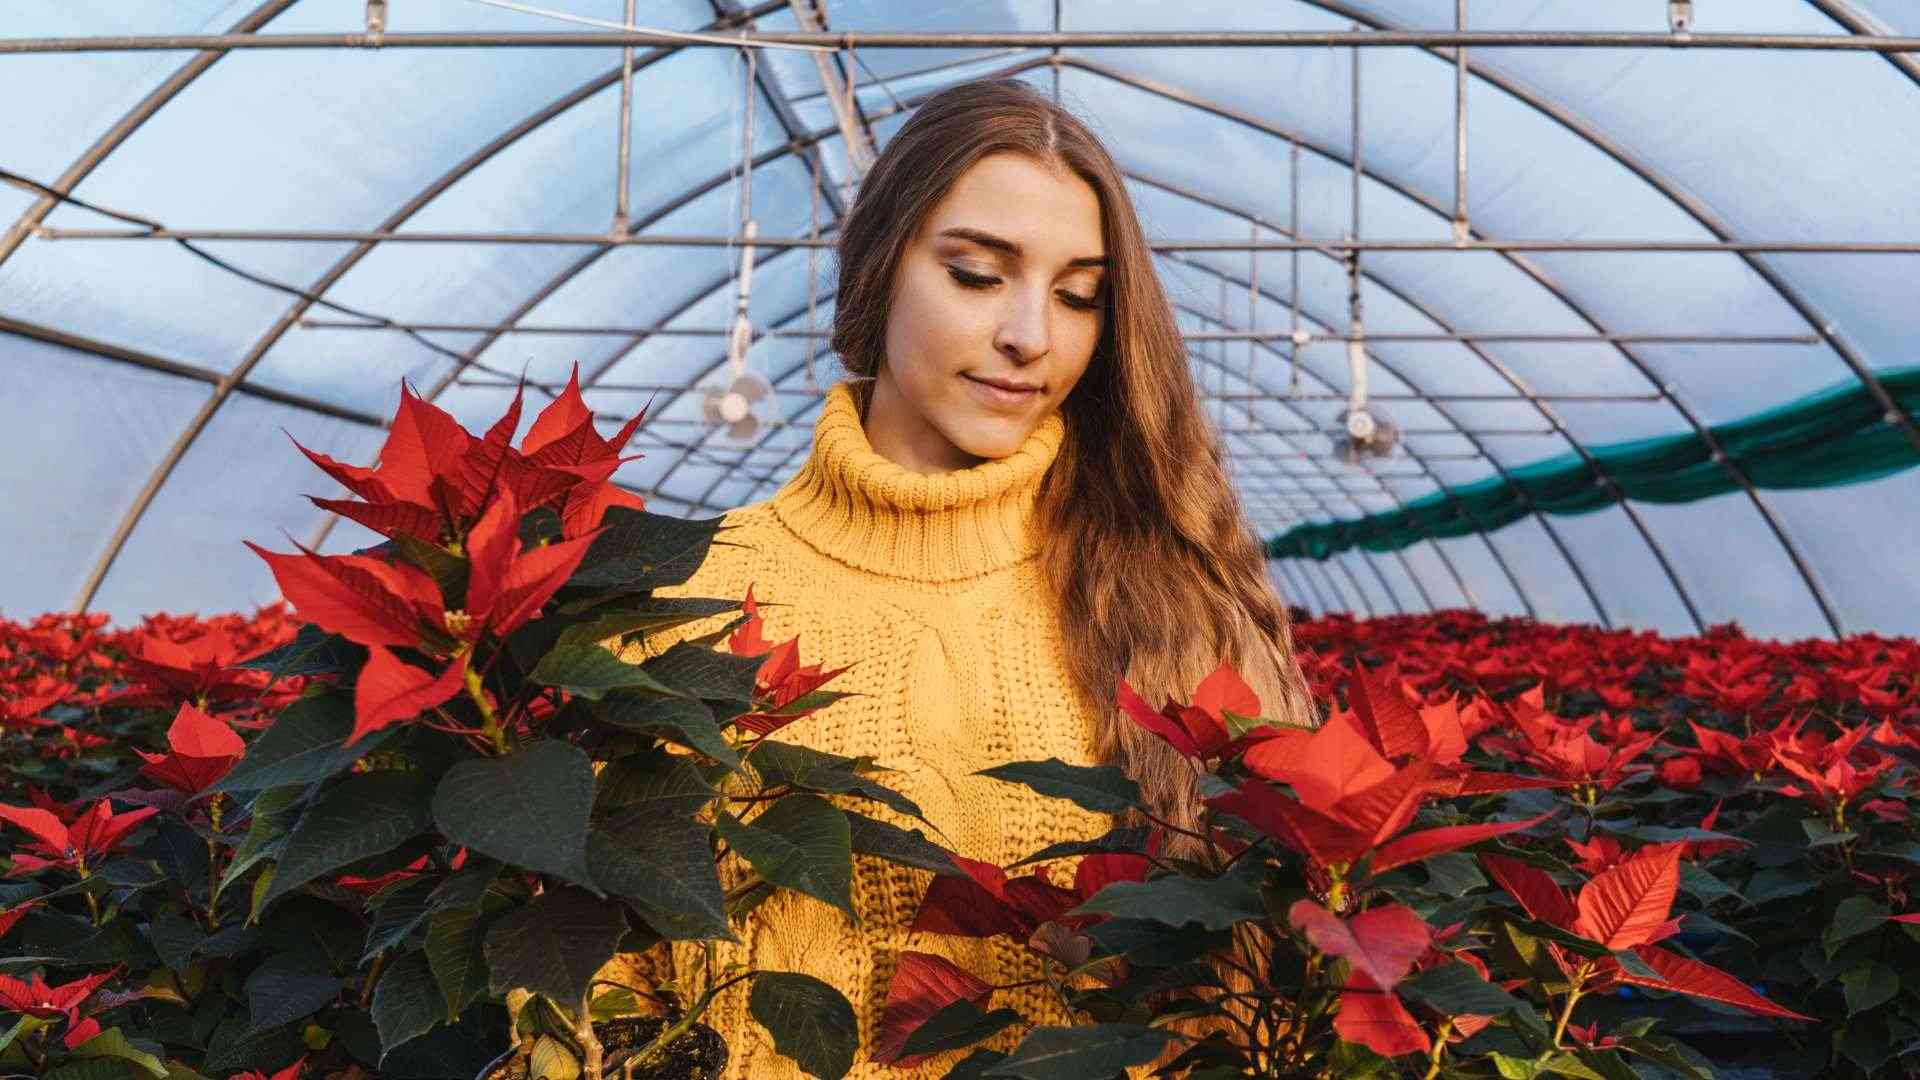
[{"xmin": 767, "ymin": 379, "xmax": 1066, "ymax": 583}]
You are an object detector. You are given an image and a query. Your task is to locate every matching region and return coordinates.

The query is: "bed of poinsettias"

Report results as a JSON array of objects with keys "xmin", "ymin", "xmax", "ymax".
[{"xmin": 1, "ymin": 375, "xmax": 1917, "ymax": 1079}]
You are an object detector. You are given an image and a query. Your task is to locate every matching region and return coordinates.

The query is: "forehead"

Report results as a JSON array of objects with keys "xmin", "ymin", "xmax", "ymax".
[{"xmin": 922, "ymin": 152, "xmax": 1104, "ymax": 259}]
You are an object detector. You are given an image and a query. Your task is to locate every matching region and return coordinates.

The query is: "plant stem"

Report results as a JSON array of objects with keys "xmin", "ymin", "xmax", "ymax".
[
  {"xmin": 464, "ymin": 660, "xmax": 508, "ymax": 754},
  {"xmin": 359, "ymin": 951, "xmax": 390, "ymax": 1010},
  {"xmin": 622, "ymin": 972, "xmax": 754, "ymax": 1072},
  {"xmin": 1545, "ymin": 966, "xmax": 1591, "ymax": 1055},
  {"xmin": 1421, "ymin": 1018, "xmax": 1454, "ymax": 1079},
  {"xmin": 578, "ymin": 988, "xmax": 605, "ymax": 1080}
]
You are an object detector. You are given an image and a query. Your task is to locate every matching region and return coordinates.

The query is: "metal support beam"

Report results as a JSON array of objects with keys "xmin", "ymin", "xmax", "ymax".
[
  {"xmin": 36, "ymin": 226, "xmax": 1920, "ymax": 254},
  {"xmin": 12, "ymin": 29, "xmax": 1920, "ymax": 55}
]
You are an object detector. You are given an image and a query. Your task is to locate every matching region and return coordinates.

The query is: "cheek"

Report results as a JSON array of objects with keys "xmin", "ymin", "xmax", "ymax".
[{"xmin": 885, "ymin": 265, "xmax": 992, "ymax": 377}]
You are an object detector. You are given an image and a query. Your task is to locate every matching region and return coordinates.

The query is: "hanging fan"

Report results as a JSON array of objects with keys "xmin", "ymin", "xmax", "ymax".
[
  {"xmin": 703, "ymin": 370, "xmax": 772, "ymax": 442},
  {"xmin": 1331, "ymin": 337, "xmax": 1400, "ymax": 464},
  {"xmin": 703, "ymin": 219, "xmax": 773, "ymax": 442},
  {"xmin": 1333, "ymin": 403, "xmax": 1402, "ymax": 464}
]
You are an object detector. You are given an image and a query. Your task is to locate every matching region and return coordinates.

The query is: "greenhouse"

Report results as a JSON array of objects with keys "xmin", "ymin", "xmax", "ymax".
[{"xmin": 4, "ymin": 3, "xmax": 1920, "ymax": 1079}]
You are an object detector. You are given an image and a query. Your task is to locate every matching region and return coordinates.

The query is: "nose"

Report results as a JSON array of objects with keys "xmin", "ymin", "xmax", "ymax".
[{"xmin": 992, "ymin": 284, "xmax": 1052, "ymax": 365}]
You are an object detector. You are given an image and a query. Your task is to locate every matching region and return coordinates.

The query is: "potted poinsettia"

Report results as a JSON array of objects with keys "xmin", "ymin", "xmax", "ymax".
[
  {"xmin": 870, "ymin": 661, "xmax": 1814, "ymax": 1078},
  {"xmin": 0, "ymin": 369, "xmax": 943, "ymax": 1079}
]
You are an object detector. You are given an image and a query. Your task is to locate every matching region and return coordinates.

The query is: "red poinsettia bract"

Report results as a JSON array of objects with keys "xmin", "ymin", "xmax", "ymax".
[
  {"xmin": 0, "ymin": 798, "xmax": 157, "ymax": 876},
  {"xmin": 249, "ymin": 489, "xmax": 600, "ymax": 745},
  {"xmin": 1479, "ymin": 844, "xmax": 1812, "ymax": 1021},
  {"xmin": 134, "ymin": 703, "xmax": 246, "ymax": 795},
  {"xmin": 294, "ymin": 364, "xmax": 647, "ymax": 545},
  {"xmin": 0, "ymin": 965, "xmax": 120, "ymax": 1049},
  {"xmin": 725, "ymin": 584, "xmax": 855, "ymax": 737}
]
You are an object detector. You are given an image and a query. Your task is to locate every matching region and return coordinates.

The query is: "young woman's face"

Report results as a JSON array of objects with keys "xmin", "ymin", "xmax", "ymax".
[{"xmin": 863, "ymin": 152, "xmax": 1107, "ymax": 474}]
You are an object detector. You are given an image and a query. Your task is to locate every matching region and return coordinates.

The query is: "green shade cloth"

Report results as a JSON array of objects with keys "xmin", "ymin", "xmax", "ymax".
[{"xmin": 1265, "ymin": 367, "xmax": 1920, "ymax": 561}]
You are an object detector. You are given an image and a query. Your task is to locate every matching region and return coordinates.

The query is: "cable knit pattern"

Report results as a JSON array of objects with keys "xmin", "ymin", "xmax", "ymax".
[{"xmin": 599, "ymin": 380, "xmax": 1114, "ymax": 1079}]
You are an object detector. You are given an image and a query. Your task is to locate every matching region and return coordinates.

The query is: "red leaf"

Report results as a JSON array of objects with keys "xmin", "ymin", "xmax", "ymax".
[
  {"xmin": 164, "ymin": 702, "xmax": 245, "ymax": 759},
  {"xmin": 871, "ymin": 951, "xmax": 992, "ymax": 1066},
  {"xmin": 1075, "ymin": 852, "xmax": 1150, "ymax": 901},
  {"xmin": 1334, "ymin": 971, "xmax": 1430, "ymax": 1057},
  {"xmin": 1478, "ymin": 853, "xmax": 1577, "ymax": 929},
  {"xmin": 308, "ymin": 496, "xmax": 441, "ymax": 543},
  {"xmin": 561, "ymin": 481, "xmax": 644, "ymax": 539},
  {"xmin": 910, "ymin": 856, "xmax": 1023, "ymax": 938},
  {"xmin": 1115, "ymin": 677, "xmax": 1200, "ymax": 758},
  {"xmin": 246, "ymin": 543, "xmax": 439, "ymax": 648},
  {"xmin": 0, "ymin": 804, "xmax": 68, "ymax": 851},
  {"xmin": 480, "ymin": 529, "xmax": 602, "ymax": 638},
  {"xmin": 727, "ymin": 584, "xmax": 774, "ymax": 658},
  {"xmin": 350, "ymin": 647, "xmax": 468, "ymax": 747},
  {"xmin": 1348, "ymin": 664, "xmax": 1430, "ymax": 760},
  {"xmin": 1573, "ymin": 843, "xmax": 1682, "ymax": 950},
  {"xmin": 1289, "ymin": 901, "xmax": 1432, "ymax": 989},
  {"xmin": 1328, "ymin": 759, "xmax": 1437, "ymax": 845},
  {"xmin": 1619, "ymin": 945, "xmax": 1814, "ymax": 1021},
  {"xmin": 1245, "ymin": 712, "xmax": 1394, "ymax": 810},
  {"xmin": 1369, "ymin": 811, "xmax": 1555, "ymax": 875},
  {"xmin": 522, "ymin": 364, "xmax": 595, "ymax": 456},
  {"xmin": 291, "ymin": 438, "xmax": 392, "ymax": 504},
  {"xmin": 379, "ymin": 385, "xmax": 473, "ymax": 506},
  {"xmin": 1191, "ymin": 658, "xmax": 1261, "ymax": 724}
]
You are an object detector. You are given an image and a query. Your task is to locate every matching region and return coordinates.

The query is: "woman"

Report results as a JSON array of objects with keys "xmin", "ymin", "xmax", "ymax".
[{"xmin": 610, "ymin": 78, "xmax": 1317, "ymax": 1078}]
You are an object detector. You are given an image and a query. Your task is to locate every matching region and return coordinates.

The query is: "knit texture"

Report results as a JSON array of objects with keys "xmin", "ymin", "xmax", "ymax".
[{"xmin": 599, "ymin": 379, "xmax": 1116, "ymax": 1078}]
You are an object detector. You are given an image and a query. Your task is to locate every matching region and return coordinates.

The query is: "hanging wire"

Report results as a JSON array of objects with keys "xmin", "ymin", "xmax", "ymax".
[
  {"xmin": 804, "ymin": 149, "xmax": 822, "ymax": 390},
  {"xmin": 463, "ymin": 0, "xmax": 831, "ymax": 52},
  {"xmin": 0, "ymin": 166, "xmax": 534, "ymax": 389}
]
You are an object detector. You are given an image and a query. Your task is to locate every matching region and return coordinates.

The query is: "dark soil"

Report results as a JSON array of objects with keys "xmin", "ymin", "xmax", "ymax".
[{"xmin": 476, "ymin": 1016, "xmax": 728, "ymax": 1080}]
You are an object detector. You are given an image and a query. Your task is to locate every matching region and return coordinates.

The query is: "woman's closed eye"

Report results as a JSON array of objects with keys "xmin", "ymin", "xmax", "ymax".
[{"xmin": 946, "ymin": 264, "xmax": 1101, "ymax": 310}]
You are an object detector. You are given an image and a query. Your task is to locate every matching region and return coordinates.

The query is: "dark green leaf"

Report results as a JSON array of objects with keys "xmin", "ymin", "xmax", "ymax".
[
  {"xmin": 1397, "ymin": 961, "xmax": 1531, "ymax": 1018},
  {"xmin": 982, "ymin": 1023, "xmax": 1170, "ymax": 1079},
  {"xmin": 752, "ymin": 742, "xmax": 927, "ymax": 823},
  {"xmin": 483, "ymin": 886, "xmax": 628, "ymax": 1005},
  {"xmin": 245, "ymin": 952, "xmax": 342, "ymax": 1032},
  {"xmin": 262, "ymin": 771, "xmax": 434, "ymax": 909},
  {"xmin": 749, "ymin": 971, "xmax": 858, "ymax": 1080},
  {"xmin": 566, "ymin": 507, "xmax": 727, "ymax": 593},
  {"xmin": 148, "ymin": 911, "xmax": 204, "ymax": 973},
  {"xmin": 427, "ymin": 857, "xmax": 499, "ymax": 914},
  {"xmin": 594, "ymin": 747, "xmax": 719, "ymax": 822},
  {"xmin": 362, "ymin": 876, "xmax": 441, "ymax": 963},
  {"xmin": 945, "ymin": 1049, "xmax": 1011, "ymax": 1079},
  {"xmin": 592, "ymin": 692, "xmax": 738, "ymax": 767},
  {"xmin": 975, "ymin": 760, "xmax": 1142, "ymax": 814},
  {"xmin": 66, "ymin": 1027, "xmax": 168, "ymax": 1078},
  {"xmin": 434, "ymin": 741, "xmax": 598, "ymax": 890},
  {"xmin": 846, "ymin": 813, "xmax": 963, "ymax": 877},
  {"xmin": 233, "ymin": 623, "xmax": 366, "ymax": 678},
  {"xmin": 1009, "ymin": 826, "xmax": 1151, "ymax": 869},
  {"xmin": 641, "ymin": 640, "xmax": 763, "ymax": 707},
  {"xmin": 715, "ymin": 796, "xmax": 854, "ymax": 919},
  {"xmin": 531, "ymin": 641, "xmax": 685, "ymax": 700},
  {"xmin": 372, "ymin": 950, "xmax": 444, "ymax": 1060},
  {"xmin": 1068, "ymin": 868, "xmax": 1263, "ymax": 931},
  {"xmin": 1083, "ymin": 919, "xmax": 1228, "ymax": 968},
  {"xmin": 587, "ymin": 816, "xmax": 731, "ymax": 941},
  {"xmin": 1825, "ymin": 895, "xmax": 1890, "ymax": 958},
  {"xmin": 215, "ymin": 694, "xmax": 394, "ymax": 794},
  {"xmin": 1844, "ymin": 963, "xmax": 1899, "ymax": 1016},
  {"xmin": 424, "ymin": 905, "xmax": 492, "ymax": 1022},
  {"xmin": 216, "ymin": 786, "xmax": 301, "ymax": 901},
  {"xmin": 901, "ymin": 999, "xmax": 1023, "ymax": 1059}
]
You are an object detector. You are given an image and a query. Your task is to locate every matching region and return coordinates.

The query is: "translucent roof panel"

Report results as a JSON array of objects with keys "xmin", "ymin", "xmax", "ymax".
[{"xmin": 3, "ymin": 1, "xmax": 1917, "ymax": 642}]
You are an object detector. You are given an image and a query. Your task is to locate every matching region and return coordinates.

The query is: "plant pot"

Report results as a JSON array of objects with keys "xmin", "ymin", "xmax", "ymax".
[{"xmin": 474, "ymin": 1015, "xmax": 729, "ymax": 1080}]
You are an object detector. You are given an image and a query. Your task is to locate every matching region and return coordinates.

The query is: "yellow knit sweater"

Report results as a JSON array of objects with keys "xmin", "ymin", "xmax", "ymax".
[{"xmin": 605, "ymin": 379, "xmax": 1117, "ymax": 1079}]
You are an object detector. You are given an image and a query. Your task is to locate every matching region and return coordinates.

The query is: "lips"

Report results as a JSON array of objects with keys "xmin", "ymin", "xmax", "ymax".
[{"xmin": 964, "ymin": 374, "xmax": 1040, "ymax": 393}]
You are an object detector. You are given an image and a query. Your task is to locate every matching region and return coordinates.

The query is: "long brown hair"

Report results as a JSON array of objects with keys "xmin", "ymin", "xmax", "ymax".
[{"xmin": 831, "ymin": 78, "xmax": 1317, "ymax": 841}]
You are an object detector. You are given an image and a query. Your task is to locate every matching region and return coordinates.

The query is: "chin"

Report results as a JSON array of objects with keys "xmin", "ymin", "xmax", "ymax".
[{"xmin": 946, "ymin": 419, "xmax": 1032, "ymax": 461}]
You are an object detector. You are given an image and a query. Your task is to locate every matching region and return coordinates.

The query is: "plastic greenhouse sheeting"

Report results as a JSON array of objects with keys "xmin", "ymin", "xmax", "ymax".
[{"xmin": 4, "ymin": 0, "xmax": 1919, "ymax": 645}]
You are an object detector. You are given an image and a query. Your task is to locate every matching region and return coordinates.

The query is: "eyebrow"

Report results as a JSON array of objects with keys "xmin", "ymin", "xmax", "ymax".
[{"xmin": 937, "ymin": 226, "xmax": 1106, "ymax": 268}]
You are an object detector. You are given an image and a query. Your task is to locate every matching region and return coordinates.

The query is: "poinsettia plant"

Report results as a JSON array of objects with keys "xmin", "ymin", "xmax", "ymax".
[
  {"xmin": 871, "ymin": 660, "xmax": 1823, "ymax": 1078},
  {"xmin": 0, "ymin": 370, "xmax": 948, "ymax": 1080}
]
